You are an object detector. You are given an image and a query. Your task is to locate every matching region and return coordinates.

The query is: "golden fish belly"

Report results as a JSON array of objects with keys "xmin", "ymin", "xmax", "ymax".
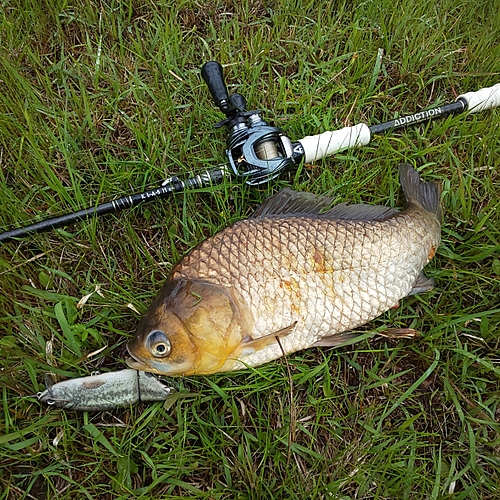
[{"xmin": 171, "ymin": 206, "xmax": 440, "ymax": 370}]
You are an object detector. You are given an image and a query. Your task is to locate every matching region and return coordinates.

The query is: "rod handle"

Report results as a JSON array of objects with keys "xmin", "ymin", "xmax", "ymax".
[
  {"xmin": 459, "ymin": 83, "xmax": 500, "ymax": 114},
  {"xmin": 298, "ymin": 123, "xmax": 371, "ymax": 163},
  {"xmin": 201, "ymin": 61, "xmax": 230, "ymax": 113}
]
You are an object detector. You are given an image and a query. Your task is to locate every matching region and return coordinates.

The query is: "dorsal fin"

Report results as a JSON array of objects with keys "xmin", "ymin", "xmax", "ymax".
[
  {"xmin": 252, "ymin": 188, "xmax": 399, "ymax": 221},
  {"xmin": 251, "ymin": 188, "xmax": 334, "ymax": 218},
  {"xmin": 323, "ymin": 203, "xmax": 399, "ymax": 220}
]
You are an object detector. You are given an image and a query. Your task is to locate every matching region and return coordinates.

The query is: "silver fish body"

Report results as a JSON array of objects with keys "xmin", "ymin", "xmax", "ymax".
[
  {"xmin": 127, "ymin": 164, "xmax": 442, "ymax": 375},
  {"xmin": 37, "ymin": 369, "xmax": 175, "ymax": 411}
]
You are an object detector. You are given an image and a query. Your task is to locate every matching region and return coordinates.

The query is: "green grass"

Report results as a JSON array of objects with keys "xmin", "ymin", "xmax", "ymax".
[{"xmin": 1, "ymin": 0, "xmax": 499, "ymax": 498}]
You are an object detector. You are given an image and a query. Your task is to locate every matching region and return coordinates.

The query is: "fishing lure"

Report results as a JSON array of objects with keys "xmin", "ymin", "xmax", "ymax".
[{"xmin": 37, "ymin": 369, "xmax": 176, "ymax": 411}]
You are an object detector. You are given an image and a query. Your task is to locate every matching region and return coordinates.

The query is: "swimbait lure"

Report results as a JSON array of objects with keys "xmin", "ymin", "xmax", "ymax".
[{"xmin": 37, "ymin": 369, "xmax": 175, "ymax": 411}]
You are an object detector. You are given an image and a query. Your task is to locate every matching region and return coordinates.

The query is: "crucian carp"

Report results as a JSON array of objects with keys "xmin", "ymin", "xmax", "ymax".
[{"xmin": 127, "ymin": 164, "xmax": 441, "ymax": 376}]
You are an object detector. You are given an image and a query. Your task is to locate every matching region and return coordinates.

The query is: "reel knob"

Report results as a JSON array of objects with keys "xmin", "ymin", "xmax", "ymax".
[{"xmin": 201, "ymin": 61, "xmax": 231, "ymax": 113}]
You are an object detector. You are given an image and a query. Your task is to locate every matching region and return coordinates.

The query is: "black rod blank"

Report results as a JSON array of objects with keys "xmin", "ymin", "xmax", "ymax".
[
  {"xmin": 369, "ymin": 99, "xmax": 467, "ymax": 135},
  {"xmin": 0, "ymin": 168, "xmax": 226, "ymax": 243}
]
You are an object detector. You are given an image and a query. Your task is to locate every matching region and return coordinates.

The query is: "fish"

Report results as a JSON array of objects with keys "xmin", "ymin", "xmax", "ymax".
[
  {"xmin": 37, "ymin": 369, "xmax": 176, "ymax": 411},
  {"xmin": 127, "ymin": 164, "xmax": 442, "ymax": 376}
]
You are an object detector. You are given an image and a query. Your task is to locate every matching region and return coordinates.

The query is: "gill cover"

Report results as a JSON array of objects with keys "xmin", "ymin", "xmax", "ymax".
[{"xmin": 127, "ymin": 279, "xmax": 253, "ymax": 375}]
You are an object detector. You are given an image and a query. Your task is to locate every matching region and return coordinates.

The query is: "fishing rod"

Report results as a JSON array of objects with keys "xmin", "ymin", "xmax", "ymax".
[{"xmin": 1, "ymin": 61, "xmax": 499, "ymax": 243}]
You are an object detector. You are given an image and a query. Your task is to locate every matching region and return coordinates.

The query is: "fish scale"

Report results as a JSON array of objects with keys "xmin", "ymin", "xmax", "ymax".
[{"xmin": 127, "ymin": 164, "xmax": 442, "ymax": 375}]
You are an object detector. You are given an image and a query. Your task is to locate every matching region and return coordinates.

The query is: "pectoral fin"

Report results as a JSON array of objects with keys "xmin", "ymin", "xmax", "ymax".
[{"xmin": 240, "ymin": 323, "xmax": 297, "ymax": 354}]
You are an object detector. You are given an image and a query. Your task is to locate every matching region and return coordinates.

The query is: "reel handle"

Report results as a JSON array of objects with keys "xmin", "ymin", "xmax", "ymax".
[{"xmin": 201, "ymin": 61, "xmax": 231, "ymax": 113}]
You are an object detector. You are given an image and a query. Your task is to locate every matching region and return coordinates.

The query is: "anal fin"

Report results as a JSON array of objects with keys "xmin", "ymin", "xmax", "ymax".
[
  {"xmin": 313, "ymin": 327, "xmax": 419, "ymax": 348},
  {"xmin": 312, "ymin": 332, "xmax": 370, "ymax": 348}
]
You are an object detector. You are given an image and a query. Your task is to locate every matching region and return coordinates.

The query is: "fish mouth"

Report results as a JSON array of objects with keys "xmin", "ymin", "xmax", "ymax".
[
  {"xmin": 126, "ymin": 356, "xmax": 151, "ymax": 371},
  {"xmin": 126, "ymin": 356, "xmax": 167, "ymax": 375},
  {"xmin": 126, "ymin": 344, "xmax": 175, "ymax": 375},
  {"xmin": 125, "ymin": 345, "xmax": 155, "ymax": 372}
]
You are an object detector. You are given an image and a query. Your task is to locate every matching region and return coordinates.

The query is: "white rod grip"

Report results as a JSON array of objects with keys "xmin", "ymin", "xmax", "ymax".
[
  {"xmin": 298, "ymin": 123, "xmax": 371, "ymax": 163},
  {"xmin": 458, "ymin": 83, "xmax": 500, "ymax": 114}
]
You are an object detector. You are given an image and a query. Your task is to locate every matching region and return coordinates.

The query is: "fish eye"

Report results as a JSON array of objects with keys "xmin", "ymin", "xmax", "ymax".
[{"xmin": 147, "ymin": 330, "xmax": 171, "ymax": 358}]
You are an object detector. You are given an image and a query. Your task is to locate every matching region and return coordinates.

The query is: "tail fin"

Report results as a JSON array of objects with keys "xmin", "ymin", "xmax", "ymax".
[{"xmin": 399, "ymin": 163, "xmax": 442, "ymax": 220}]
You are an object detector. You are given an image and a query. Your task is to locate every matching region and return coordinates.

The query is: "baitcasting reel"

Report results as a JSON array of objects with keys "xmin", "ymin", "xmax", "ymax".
[{"xmin": 201, "ymin": 61, "xmax": 299, "ymax": 186}]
